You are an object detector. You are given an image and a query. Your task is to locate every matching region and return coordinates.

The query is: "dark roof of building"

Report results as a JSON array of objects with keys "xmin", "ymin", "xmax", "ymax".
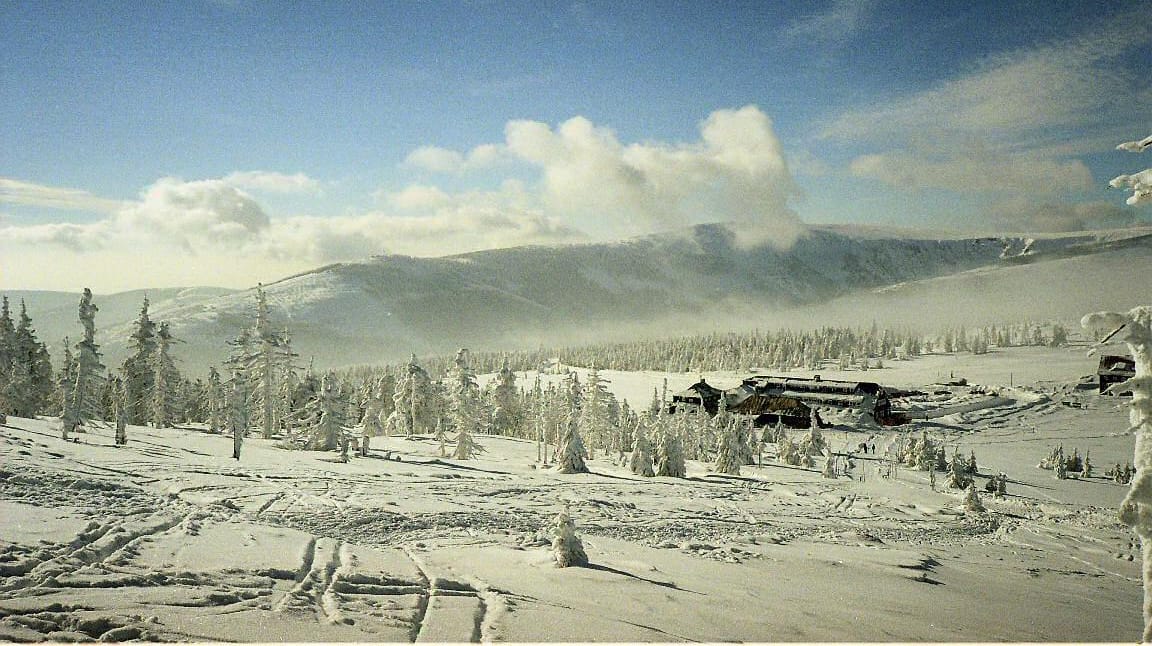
[
  {"xmin": 672, "ymin": 379, "xmax": 724, "ymax": 400},
  {"xmin": 742, "ymin": 375, "xmax": 885, "ymax": 397}
]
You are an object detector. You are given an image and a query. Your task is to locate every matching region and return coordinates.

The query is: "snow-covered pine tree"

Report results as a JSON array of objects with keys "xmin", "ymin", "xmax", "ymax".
[
  {"xmin": 227, "ymin": 370, "xmax": 249, "ymax": 460},
  {"xmin": 299, "ymin": 372, "xmax": 351, "ymax": 451},
  {"xmin": 62, "ymin": 289, "xmax": 106, "ymax": 438},
  {"xmin": 822, "ymin": 455, "xmax": 836, "ymax": 478},
  {"xmin": 490, "ymin": 356, "xmax": 522, "ymax": 436},
  {"xmin": 554, "ymin": 411, "xmax": 589, "ymax": 474},
  {"xmin": 358, "ymin": 375, "xmax": 391, "ymax": 456},
  {"xmin": 149, "ymin": 322, "xmax": 180, "ymax": 429},
  {"xmin": 797, "ymin": 420, "xmax": 827, "ymax": 457},
  {"xmin": 0, "ymin": 297, "xmax": 14, "ymax": 411},
  {"xmin": 448, "ymin": 349, "xmax": 485, "ymax": 459},
  {"xmin": 577, "ymin": 366, "xmax": 615, "ymax": 460},
  {"xmin": 206, "ymin": 366, "xmax": 225, "ymax": 433},
  {"xmin": 247, "ymin": 286, "xmax": 297, "ymax": 439},
  {"xmin": 713, "ymin": 415, "xmax": 746, "ymax": 476},
  {"xmin": 550, "ymin": 506, "xmax": 588, "ymax": 568},
  {"xmin": 120, "ymin": 297, "xmax": 157, "ymax": 425},
  {"xmin": 654, "ymin": 420, "xmax": 686, "ymax": 478},
  {"xmin": 55, "ymin": 340, "xmax": 75, "ymax": 423},
  {"xmin": 964, "ymin": 482, "xmax": 985, "ymax": 513},
  {"xmin": 629, "ymin": 420, "xmax": 655, "ymax": 477},
  {"xmin": 3, "ymin": 301, "xmax": 54, "ymax": 419},
  {"xmin": 948, "ymin": 448, "xmax": 972, "ymax": 489},
  {"xmin": 390, "ymin": 354, "xmax": 435, "ymax": 437},
  {"xmin": 112, "ymin": 376, "xmax": 128, "ymax": 445}
]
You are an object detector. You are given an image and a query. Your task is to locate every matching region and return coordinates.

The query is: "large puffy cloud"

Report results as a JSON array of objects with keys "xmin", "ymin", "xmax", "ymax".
[
  {"xmin": 118, "ymin": 178, "xmax": 271, "ymax": 249},
  {"xmin": 500, "ymin": 105, "xmax": 804, "ymax": 245}
]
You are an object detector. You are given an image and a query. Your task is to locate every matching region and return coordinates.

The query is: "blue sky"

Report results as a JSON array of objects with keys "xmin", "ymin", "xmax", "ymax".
[{"xmin": 1, "ymin": 0, "xmax": 1149, "ymax": 291}]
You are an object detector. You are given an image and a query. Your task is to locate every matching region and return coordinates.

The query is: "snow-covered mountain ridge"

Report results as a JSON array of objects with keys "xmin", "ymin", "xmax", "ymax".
[{"xmin": 9, "ymin": 223, "xmax": 1152, "ymax": 374}]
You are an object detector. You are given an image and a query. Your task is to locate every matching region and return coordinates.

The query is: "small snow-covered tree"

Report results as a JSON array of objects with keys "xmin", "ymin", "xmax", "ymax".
[
  {"xmin": 112, "ymin": 376, "xmax": 128, "ymax": 445},
  {"xmin": 797, "ymin": 420, "xmax": 827, "ymax": 457},
  {"xmin": 149, "ymin": 321, "xmax": 181, "ymax": 429},
  {"xmin": 297, "ymin": 372, "xmax": 351, "ymax": 452},
  {"xmin": 550, "ymin": 506, "xmax": 588, "ymax": 568},
  {"xmin": 490, "ymin": 356, "xmax": 523, "ymax": 436},
  {"xmin": 629, "ymin": 421, "xmax": 655, "ymax": 477},
  {"xmin": 577, "ymin": 366, "xmax": 615, "ymax": 459},
  {"xmin": 713, "ymin": 415, "xmax": 747, "ymax": 476},
  {"xmin": 62, "ymin": 289, "xmax": 106, "ymax": 438},
  {"xmin": 448, "ymin": 349, "xmax": 485, "ymax": 459},
  {"xmin": 964, "ymin": 483, "xmax": 985, "ymax": 514},
  {"xmin": 358, "ymin": 375, "xmax": 391, "ymax": 456},
  {"xmin": 822, "ymin": 455, "xmax": 837, "ymax": 478},
  {"xmin": 554, "ymin": 413, "xmax": 589, "ymax": 474},
  {"xmin": 654, "ymin": 421, "xmax": 686, "ymax": 478},
  {"xmin": 388, "ymin": 355, "xmax": 435, "ymax": 436},
  {"xmin": 121, "ymin": 296, "xmax": 157, "ymax": 425},
  {"xmin": 948, "ymin": 448, "xmax": 972, "ymax": 489},
  {"xmin": 245, "ymin": 286, "xmax": 298, "ymax": 439},
  {"xmin": 206, "ymin": 366, "xmax": 225, "ymax": 433},
  {"xmin": 227, "ymin": 370, "xmax": 249, "ymax": 460}
]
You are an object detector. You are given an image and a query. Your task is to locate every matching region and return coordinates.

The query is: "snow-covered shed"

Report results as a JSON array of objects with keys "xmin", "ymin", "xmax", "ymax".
[
  {"xmin": 670, "ymin": 379, "xmax": 724, "ymax": 415},
  {"xmin": 1098, "ymin": 354, "xmax": 1136, "ymax": 394},
  {"xmin": 724, "ymin": 388, "xmax": 815, "ymax": 428}
]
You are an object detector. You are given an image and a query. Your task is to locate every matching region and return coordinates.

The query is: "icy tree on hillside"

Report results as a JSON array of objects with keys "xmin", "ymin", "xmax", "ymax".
[
  {"xmin": 448, "ymin": 349, "xmax": 485, "ymax": 459},
  {"xmin": 62, "ymin": 289, "xmax": 105, "ymax": 439},
  {"xmin": 149, "ymin": 322, "xmax": 181, "ymax": 429},
  {"xmin": 1084, "ymin": 304, "xmax": 1152, "ymax": 640},
  {"xmin": 964, "ymin": 483, "xmax": 985, "ymax": 514},
  {"xmin": 227, "ymin": 370, "xmax": 249, "ymax": 460},
  {"xmin": 388, "ymin": 355, "xmax": 435, "ymax": 436},
  {"xmin": 947, "ymin": 448, "xmax": 973, "ymax": 489},
  {"xmin": 629, "ymin": 421, "xmax": 655, "ymax": 477},
  {"xmin": 797, "ymin": 421, "xmax": 827, "ymax": 457},
  {"xmin": 550, "ymin": 506, "xmax": 589, "ymax": 568},
  {"xmin": 554, "ymin": 412, "xmax": 589, "ymax": 474},
  {"xmin": 654, "ymin": 421, "xmax": 686, "ymax": 478},
  {"xmin": 490, "ymin": 357, "xmax": 523, "ymax": 436},
  {"xmin": 112, "ymin": 376, "xmax": 128, "ymax": 445},
  {"xmin": 358, "ymin": 375, "xmax": 390, "ymax": 457},
  {"xmin": 5, "ymin": 302, "xmax": 54, "ymax": 418},
  {"xmin": 121, "ymin": 297, "xmax": 156, "ymax": 424},
  {"xmin": 297, "ymin": 372, "xmax": 351, "ymax": 451},
  {"xmin": 713, "ymin": 415, "xmax": 748, "ymax": 476},
  {"xmin": 0, "ymin": 297, "xmax": 14, "ymax": 412},
  {"xmin": 577, "ymin": 366, "xmax": 616, "ymax": 459},
  {"xmin": 246, "ymin": 286, "xmax": 298, "ymax": 439},
  {"xmin": 206, "ymin": 367, "xmax": 224, "ymax": 433}
]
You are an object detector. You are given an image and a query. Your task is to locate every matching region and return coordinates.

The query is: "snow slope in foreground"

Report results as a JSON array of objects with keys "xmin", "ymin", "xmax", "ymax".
[{"xmin": 0, "ymin": 346, "xmax": 1144, "ymax": 641}]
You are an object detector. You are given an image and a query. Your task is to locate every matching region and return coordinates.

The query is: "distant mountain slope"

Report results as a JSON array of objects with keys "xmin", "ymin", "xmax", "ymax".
[{"xmin": 7, "ymin": 224, "xmax": 1150, "ymax": 374}]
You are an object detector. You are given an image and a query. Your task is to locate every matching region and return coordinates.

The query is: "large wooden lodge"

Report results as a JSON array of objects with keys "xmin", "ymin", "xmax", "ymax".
[{"xmin": 671, "ymin": 375, "xmax": 897, "ymax": 427}]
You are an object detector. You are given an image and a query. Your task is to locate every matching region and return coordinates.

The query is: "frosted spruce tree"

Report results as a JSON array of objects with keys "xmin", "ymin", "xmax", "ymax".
[
  {"xmin": 654, "ymin": 421, "xmax": 686, "ymax": 478},
  {"xmin": 388, "ymin": 355, "xmax": 435, "ymax": 437},
  {"xmin": 577, "ymin": 366, "xmax": 615, "ymax": 459},
  {"xmin": 4, "ymin": 302, "xmax": 54, "ymax": 418},
  {"xmin": 62, "ymin": 289, "xmax": 105, "ymax": 439},
  {"xmin": 629, "ymin": 421, "xmax": 655, "ymax": 477},
  {"xmin": 0, "ymin": 297, "xmax": 14, "ymax": 415},
  {"xmin": 964, "ymin": 482, "xmax": 985, "ymax": 514},
  {"xmin": 448, "ymin": 349, "xmax": 485, "ymax": 459},
  {"xmin": 550, "ymin": 506, "xmax": 589, "ymax": 568},
  {"xmin": 713, "ymin": 415, "xmax": 747, "ymax": 476},
  {"xmin": 121, "ymin": 296, "xmax": 157, "ymax": 425},
  {"xmin": 554, "ymin": 413, "xmax": 589, "ymax": 474},
  {"xmin": 490, "ymin": 356, "xmax": 522, "ymax": 436},
  {"xmin": 227, "ymin": 370, "xmax": 249, "ymax": 460},
  {"xmin": 245, "ymin": 286, "xmax": 298, "ymax": 439},
  {"xmin": 112, "ymin": 377, "xmax": 128, "ymax": 445},
  {"xmin": 206, "ymin": 366, "xmax": 225, "ymax": 433},
  {"xmin": 149, "ymin": 321, "xmax": 180, "ymax": 428},
  {"xmin": 358, "ymin": 374, "xmax": 390, "ymax": 457},
  {"xmin": 297, "ymin": 371, "xmax": 351, "ymax": 451}
]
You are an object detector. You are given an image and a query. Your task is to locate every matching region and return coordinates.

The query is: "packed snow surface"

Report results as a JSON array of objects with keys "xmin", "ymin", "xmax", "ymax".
[{"xmin": 0, "ymin": 346, "xmax": 1144, "ymax": 641}]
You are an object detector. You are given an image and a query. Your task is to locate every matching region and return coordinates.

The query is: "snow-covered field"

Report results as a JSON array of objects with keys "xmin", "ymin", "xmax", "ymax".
[{"xmin": 1, "ymin": 345, "xmax": 1144, "ymax": 642}]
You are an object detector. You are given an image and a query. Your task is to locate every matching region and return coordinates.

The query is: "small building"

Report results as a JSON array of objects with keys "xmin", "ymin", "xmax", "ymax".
[
  {"xmin": 738, "ymin": 375, "xmax": 894, "ymax": 424},
  {"xmin": 670, "ymin": 379, "xmax": 724, "ymax": 415},
  {"xmin": 1098, "ymin": 354, "xmax": 1136, "ymax": 395},
  {"xmin": 725, "ymin": 389, "xmax": 816, "ymax": 428}
]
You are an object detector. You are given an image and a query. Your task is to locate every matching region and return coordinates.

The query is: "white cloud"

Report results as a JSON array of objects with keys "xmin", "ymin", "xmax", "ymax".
[
  {"xmin": 0, "ymin": 177, "xmax": 125, "ymax": 213},
  {"xmin": 849, "ymin": 147, "xmax": 1094, "ymax": 195},
  {"xmin": 782, "ymin": 0, "xmax": 876, "ymax": 44},
  {"xmin": 119, "ymin": 177, "xmax": 271, "ymax": 249},
  {"xmin": 987, "ymin": 198, "xmax": 1146, "ymax": 232},
  {"xmin": 499, "ymin": 105, "xmax": 804, "ymax": 245},
  {"xmin": 221, "ymin": 171, "xmax": 321, "ymax": 193},
  {"xmin": 403, "ymin": 144, "xmax": 506, "ymax": 173}
]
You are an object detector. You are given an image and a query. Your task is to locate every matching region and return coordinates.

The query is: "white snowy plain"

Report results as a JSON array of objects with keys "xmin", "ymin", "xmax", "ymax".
[{"xmin": 0, "ymin": 344, "xmax": 1145, "ymax": 642}]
